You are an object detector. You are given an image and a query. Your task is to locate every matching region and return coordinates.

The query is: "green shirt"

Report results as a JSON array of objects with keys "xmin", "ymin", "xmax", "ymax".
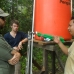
[
  {"xmin": 0, "ymin": 34, "xmax": 13, "ymax": 60},
  {"xmin": 0, "ymin": 34, "xmax": 14, "ymax": 74}
]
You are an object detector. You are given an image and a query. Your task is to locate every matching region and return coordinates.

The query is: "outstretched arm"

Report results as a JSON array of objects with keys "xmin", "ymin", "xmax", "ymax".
[{"xmin": 54, "ymin": 36, "xmax": 68, "ymax": 55}]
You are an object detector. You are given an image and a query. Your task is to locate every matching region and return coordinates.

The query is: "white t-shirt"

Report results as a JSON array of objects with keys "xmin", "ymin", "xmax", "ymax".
[{"xmin": 64, "ymin": 42, "xmax": 74, "ymax": 74}]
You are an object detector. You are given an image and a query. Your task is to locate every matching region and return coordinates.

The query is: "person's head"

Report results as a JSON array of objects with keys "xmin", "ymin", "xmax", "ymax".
[
  {"xmin": 0, "ymin": 8, "xmax": 9, "ymax": 29},
  {"xmin": 68, "ymin": 17, "xmax": 74, "ymax": 36},
  {"xmin": 10, "ymin": 20, "xmax": 19, "ymax": 32}
]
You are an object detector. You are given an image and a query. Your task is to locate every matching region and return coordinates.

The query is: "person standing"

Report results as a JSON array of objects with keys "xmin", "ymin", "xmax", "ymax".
[
  {"xmin": 53, "ymin": 18, "xmax": 74, "ymax": 74},
  {"xmin": 4, "ymin": 20, "xmax": 28, "ymax": 74},
  {"xmin": 0, "ymin": 8, "xmax": 21, "ymax": 74}
]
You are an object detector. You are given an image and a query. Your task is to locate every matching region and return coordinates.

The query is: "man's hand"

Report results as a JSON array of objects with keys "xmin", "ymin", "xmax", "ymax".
[
  {"xmin": 13, "ymin": 46, "xmax": 20, "ymax": 51},
  {"xmin": 18, "ymin": 38, "xmax": 28, "ymax": 50},
  {"xmin": 8, "ymin": 51, "xmax": 21, "ymax": 65},
  {"xmin": 18, "ymin": 42, "xmax": 23, "ymax": 50},
  {"xmin": 53, "ymin": 36, "xmax": 61, "ymax": 44}
]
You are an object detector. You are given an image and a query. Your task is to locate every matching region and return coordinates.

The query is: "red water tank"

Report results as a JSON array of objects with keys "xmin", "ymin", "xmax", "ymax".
[{"xmin": 34, "ymin": 0, "xmax": 72, "ymax": 40}]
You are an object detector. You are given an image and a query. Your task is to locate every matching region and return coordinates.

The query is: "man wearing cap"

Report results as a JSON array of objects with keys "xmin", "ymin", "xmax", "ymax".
[{"xmin": 0, "ymin": 8, "xmax": 21, "ymax": 74}]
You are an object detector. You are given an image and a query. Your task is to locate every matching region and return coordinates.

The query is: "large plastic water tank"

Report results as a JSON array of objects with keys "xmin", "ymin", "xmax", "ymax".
[{"xmin": 34, "ymin": 0, "xmax": 72, "ymax": 40}]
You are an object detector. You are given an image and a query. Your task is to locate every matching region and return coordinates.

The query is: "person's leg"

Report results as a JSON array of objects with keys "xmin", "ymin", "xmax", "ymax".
[{"xmin": 14, "ymin": 61, "xmax": 21, "ymax": 74}]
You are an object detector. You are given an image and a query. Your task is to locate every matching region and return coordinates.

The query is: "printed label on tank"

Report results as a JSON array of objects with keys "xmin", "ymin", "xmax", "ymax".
[{"xmin": 60, "ymin": 0, "xmax": 70, "ymax": 5}]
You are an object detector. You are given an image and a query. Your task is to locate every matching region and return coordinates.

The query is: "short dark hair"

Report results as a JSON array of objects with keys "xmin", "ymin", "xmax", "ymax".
[
  {"xmin": 71, "ymin": 17, "xmax": 74, "ymax": 23},
  {"xmin": 71, "ymin": 17, "xmax": 74, "ymax": 20},
  {"xmin": 10, "ymin": 20, "xmax": 19, "ymax": 26}
]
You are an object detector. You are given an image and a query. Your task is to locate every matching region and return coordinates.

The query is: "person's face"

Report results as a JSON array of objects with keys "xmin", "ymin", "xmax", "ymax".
[
  {"xmin": 68, "ymin": 20, "xmax": 74, "ymax": 36},
  {"xmin": 0, "ymin": 17, "xmax": 5, "ymax": 29},
  {"xmin": 11, "ymin": 23, "xmax": 19, "ymax": 32}
]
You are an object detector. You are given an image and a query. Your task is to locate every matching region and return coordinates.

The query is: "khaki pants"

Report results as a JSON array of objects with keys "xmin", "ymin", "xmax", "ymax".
[{"xmin": 14, "ymin": 61, "xmax": 21, "ymax": 74}]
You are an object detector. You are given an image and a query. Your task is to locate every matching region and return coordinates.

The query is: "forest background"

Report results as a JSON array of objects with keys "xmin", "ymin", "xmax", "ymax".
[{"xmin": 0, "ymin": 0, "xmax": 74, "ymax": 74}]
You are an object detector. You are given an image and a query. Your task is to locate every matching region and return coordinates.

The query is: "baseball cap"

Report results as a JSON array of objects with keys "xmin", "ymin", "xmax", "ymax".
[{"xmin": 0, "ymin": 8, "xmax": 9, "ymax": 17}]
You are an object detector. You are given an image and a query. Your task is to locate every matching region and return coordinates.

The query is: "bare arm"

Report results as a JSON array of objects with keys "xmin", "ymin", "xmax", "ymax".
[
  {"xmin": 20, "ymin": 38, "xmax": 28, "ymax": 44},
  {"xmin": 8, "ymin": 49, "xmax": 21, "ymax": 65},
  {"xmin": 54, "ymin": 36, "xmax": 68, "ymax": 55},
  {"xmin": 58, "ymin": 41, "xmax": 68, "ymax": 55},
  {"xmin": 0, "ymin": 36, "xmax": 21, "ymax": 65},
  {"xmin": 18, "ymin": 38, "xmax": 28, "ymax": 50}
]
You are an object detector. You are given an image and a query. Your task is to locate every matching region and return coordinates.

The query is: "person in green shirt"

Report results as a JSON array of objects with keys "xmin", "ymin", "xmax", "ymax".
[{"xmin": 0, "ymin": 8, "xmax": 21, "ymax": 74}]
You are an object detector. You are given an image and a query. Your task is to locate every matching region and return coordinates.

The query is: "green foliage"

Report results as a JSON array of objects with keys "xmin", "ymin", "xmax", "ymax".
[
  {"xmin": 0, "ymin": 0, "xmax": 33, "ymax": 34},
  {"xmin": 0, "ymin": 0, "xmax": 33, "ymax": 74},
  {"xmin": 0, "ymin": 0, "xmax": 73, "ymax": 74},
  {"xmin": 20, "ymin": 56, "xmax": 26, "ymax": 74}
]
